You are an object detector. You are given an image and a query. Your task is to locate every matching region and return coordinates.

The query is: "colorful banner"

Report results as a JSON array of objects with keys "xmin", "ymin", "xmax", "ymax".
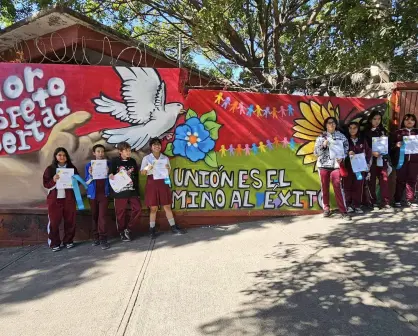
[{"xmin": 0, "ymin": 63, "xmax": 386, "ymax": 212}]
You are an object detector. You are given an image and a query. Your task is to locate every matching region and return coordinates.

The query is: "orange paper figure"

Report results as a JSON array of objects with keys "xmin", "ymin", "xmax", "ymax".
[
  {"xmin": 259, "ymin": 141, "xmax": 267, "ymax": 153},
  {"xmin": 215, "ymin": 92, "xmax": 224, "ymax": 104},
  {"xmin": 236, "ymin": 144, "xmax": 243, "ymax": 156},
  {"xmin": 219, "ymin": 145, "xmax": 227, "ymax": 157},
  {"xmin": 255, "ymin": 105, "xmax": 263, "ymax": 117},
  {"xmin": 229, "ymin": 100, "xmax": 239, "ymax": 113},
  {"xmin": 272, "ymin": 107, "xmax": 278, "ymax": 119},
  {"xmin": 273, "ymin": 136, "xmax": 280, "ymax": 148}
]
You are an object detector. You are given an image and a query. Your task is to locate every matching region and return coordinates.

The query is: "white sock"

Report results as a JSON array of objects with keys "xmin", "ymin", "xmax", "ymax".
[
  {"xmin": 168, "ymin": 218, "xmax": 175, "ymax": 226},
  {"xmin": 150, "ymin": 221, "xmax": 156, "ymax": 228}
]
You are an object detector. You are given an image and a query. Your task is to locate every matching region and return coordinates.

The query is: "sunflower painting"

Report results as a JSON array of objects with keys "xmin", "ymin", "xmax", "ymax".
[{"xmin": 292, "ymin": 100, "xmax": 388, "ymax": 171}]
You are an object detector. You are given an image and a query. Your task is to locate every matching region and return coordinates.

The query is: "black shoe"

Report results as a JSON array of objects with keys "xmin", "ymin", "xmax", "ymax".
[
  {"xmin": 65, "ymin": 242, "xmax": 75, "ymax": 249},
  {"xmin": 150, "ymin": 227, "xmax": 158, "ymax": 239},
  {"xmin": 120, "ymin": 232, "xmax": 131, "ymax": 242},
  {"xmin": 394, "ymin": 202, "xmax": 402, "ymax": 208},
  {"xmin": 52, "ymin": 246, "xmax": 61, "ymax": 252},
  {"xmin": 124, "ymin": 229, "xmax": 132, "ymax": 241},
  {"xmin": 406, "ymin": 202, "xmax": 418, "ymax": 208},
  {"xmin": 92, "ymin": 240, "xmax": 100, "ymax": 247},
  {"xmin": 171, "ymin": 224, "xmax": 185, "ymax": 235},
  {"xmin": 100, "ymin": 240, "xmax": 110, "ymax": 250},
  {"xmin": 341, "ymin": 213, "xmax": 352, "ymax": 221},
  {"xmin": 323, "ymin": 209, "xmax": 331, "ymax": 217}
]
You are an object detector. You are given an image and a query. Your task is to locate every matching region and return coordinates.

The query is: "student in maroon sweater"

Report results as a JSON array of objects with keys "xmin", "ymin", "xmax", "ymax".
[
  {"xmin": 43, "ymin": 147, "xmax": 79, "ymax": 252},
  {"xmin": 362, "ymin": 111, "xmax": 391, "ymax": 208},
  {"xmin": 344, "ymin": 122, "xmax": 371, "ymax": 214},
  {"xmin": 393, "ymin": 114, "xmax": 418, "ymax": 208}
]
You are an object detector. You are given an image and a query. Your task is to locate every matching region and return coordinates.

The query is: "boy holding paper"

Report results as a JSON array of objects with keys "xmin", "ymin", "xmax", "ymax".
[
  {"xmin": 85, "ymin": 144, "xmax": 110, "ymax": 250},
  {"xmin": 141, "ymin": 138, "xmax": 184, "ymax": 238},
  {"xmin": 314, "ymin": 117, "xmax": 351, "ymax": 220},
  {"xmin": 363, "ymin": 111, "xmax": 391, "ymax": 209},
  {"xmin": 43, "ymin": 147, "xmax": 79, "ymax": 252},
  {"xmin": 109, "ymin": 142, "xmax": 141, "ymax": 242},
  {"xmin": 344, "ymin": 122, "xmax": 371, "ymax": 214},
  {"xmin": 393, "ymin": 114, "xmax": 418, "ymax": 208}
]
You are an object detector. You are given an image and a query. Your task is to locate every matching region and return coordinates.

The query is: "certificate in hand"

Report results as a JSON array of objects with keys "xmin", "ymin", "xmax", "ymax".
[
  {"xmin": 372, "ymin": 136, "xmax": 388, "ymax": 155},
  {"xmin": 91, "ymin": 160, "xmax": 108, "ymax": 180},
  {"xmin": 109, "ymin": 170, "xmax": 132, "ymax": 193},
  {"xmin": 329, "ymin": 140, "xmax": 345, "ymax": 160},
  {"xmin": 56, "ymin": 168, "xmax": 74, "ymax": 189},
  {"xmin": 350, "ymin": 153, "xmax": 368, "ymax": 173},
  {"xmin": 153, "ymin": 159, "xmax": 169, "ymax": 180},
  {"xmin": 403, "ymin": 135, "xmax": 418, "ymax": 155}
]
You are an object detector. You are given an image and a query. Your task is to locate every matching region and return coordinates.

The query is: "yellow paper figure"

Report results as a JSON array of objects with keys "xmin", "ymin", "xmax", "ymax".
[
  {"xmin": 229, "ymin": 101, "xmax": 239, "ymax": 113},
  {"xmin": 259, "ymin": 141, "xmax": 266, "ymax": 153},
  {"xmin": 215, "ymin": 92, "xmax": 224, "ymax": 104},
  {"xmin": 219, "ymin": 145, "xmax": 227, "ymax": 157},
  {"xmin": 255, "ymin": 105, "xmax": 263, "ymax": 117}
]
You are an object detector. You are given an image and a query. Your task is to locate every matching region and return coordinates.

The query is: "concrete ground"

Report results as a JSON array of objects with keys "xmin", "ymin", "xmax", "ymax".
[{"xmin": 1, "ymin": 209, "xmax": 418, "ymax": 336}]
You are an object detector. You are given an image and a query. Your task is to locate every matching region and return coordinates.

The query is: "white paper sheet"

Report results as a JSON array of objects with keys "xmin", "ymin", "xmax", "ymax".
[
  {"xmin": 153, "ymin": 159, "xmax": 169, "ymax": 180},
  {"xmin": 372, "ymin": 136, "xmax": 388, "ymax": 155},
  {"xmin": 329, "ymin": 140, "xmax": 345, "ymax": 160},
  {"xmin": 403, "ymin": 135, "xmax": 418, "ymax": 155},
  {"xmin": 350, "ymin": 153, "xmax": 368, "ymax": 173},
  {"xmin": 56, "ymin": 168, "xmax": 74, "ymax": 189},
  {"xmin": 109, "ymin": 170, "xmax": 132, "ymax": 193},
  {"xmin": 91, "ymin": 160, "xmax": 108, "ymax": 180}
]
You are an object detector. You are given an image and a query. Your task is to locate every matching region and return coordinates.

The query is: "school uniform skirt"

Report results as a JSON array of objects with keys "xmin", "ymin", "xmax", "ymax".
[{"xmin": 145, "ymin": 175, "xmax": 172, "ymax": 207}]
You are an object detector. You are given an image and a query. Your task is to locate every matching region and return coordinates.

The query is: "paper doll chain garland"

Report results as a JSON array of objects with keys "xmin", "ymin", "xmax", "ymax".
[{"xmin": 218, "ymin": 137, "xmax": 297, "ymax": 156}]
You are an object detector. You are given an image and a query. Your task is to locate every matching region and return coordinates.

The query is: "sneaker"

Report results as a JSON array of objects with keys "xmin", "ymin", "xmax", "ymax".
[
  {"xmin": 373, "ymin": 203, "xmax": 379, "ymax": 209},
  {"xmin": 394, "ymin": 202, "xmax": 402, "ymax": 208},
  {"xmin": 341, "ymin": 213, "xmax": 352, "ymax": 221},
  {"xmin": 52, "ymin": 246, "xmax": 61, "ymax": 252},
  {"xmin": 150, "ymin": 227, "xmax": 158, "ymax": 239},
  {"xmin": 381, "ymin": 204, "xmax": 392, "ymax": 209},
  {"xmin": 347, "ymin": 206, "xmax": 354, "ymax": 213},
  {"xmin": 124, "ymin": 229, "xmax": 132, "ymax": 241},
  {"xmin": 323, "ymin": 209, "xmax": 331, "ymax": 218},
  {"xmin": 92, "ymin": 240, "xmax": 100, "ymax": 247},
  {"xmin": 406, "ymin": 202, "xmax": 418, "ymax": 208},
  {"xmin": 354, "ymin": 208, "xmax": 364, "ymax": 214},
  {"xmin": 100, "ymin": 241, "xmax": 110, "ymax": 250},
  {"xmin": 171, "ymin": 224, "xmax": 185, "ymax": 235},
  {"xmin": 66, "ymin": 243, "xmax": 75, "ymax": 249},
  {"xmin": 120, "ymin": 232, "xmax": 131, "ymax": 242}
]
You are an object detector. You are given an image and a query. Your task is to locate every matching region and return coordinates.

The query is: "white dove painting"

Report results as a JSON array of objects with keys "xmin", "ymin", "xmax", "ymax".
[{"xmin": 93, "ymin": 67, "xmax": 185, "ymax": 150}]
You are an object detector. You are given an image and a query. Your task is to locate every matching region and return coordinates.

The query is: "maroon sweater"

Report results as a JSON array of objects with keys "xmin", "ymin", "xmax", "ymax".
[
  {"xmin": 43, "ymin": 163, "xmax": 79, "ymax": 201},
  {"xmin": 392, "ymin": 128, "xmax": 418, "ymax": 164}
]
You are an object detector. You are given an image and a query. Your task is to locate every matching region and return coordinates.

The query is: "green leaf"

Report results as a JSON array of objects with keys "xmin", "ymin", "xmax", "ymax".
[
  {"xmin": 204, "ymin": 151, "xmax": 218, "ymax": 168},
  {"xmin": 200, "ymin": 110, "xmax": 217, "ymax": 123},
  {"xmin": 186, "ymin": 109, "xmax": 198, "ymax": 120},
  {"xmin": 203, "ymin": 121, "xmax": 222, "ymax": 140},
  {"xmin": 164, "ymin": 143, "xmax": 174, "ymax": 157}
]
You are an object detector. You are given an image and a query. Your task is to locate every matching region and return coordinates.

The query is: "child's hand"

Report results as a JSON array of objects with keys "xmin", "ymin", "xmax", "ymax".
[
  {"xmin": 372, "ymin": 151, "xmax": 380, "ymax": 158},
  {"xmin": 53, "ymin": 174, "xmax": 60, "ymax": 182},
  {"xmin": 89, "ymin": 166, "xmax": 93, "ymax": 174},
  {"xmin": 165, "ymin": 164, "xmax": 170, "ymax": 169},
  {"xmin": 396, "ymin": 142, "xmax": 402, "ymax": 148},
  {"xmin": 109, "ymin": 174, "xmax": 115, "ymax": 180},
  {"xmin": 349, "ymin": 151, "xmax": 355, "ymax": 156},
  {"xmin": 141, "ymin": 170, "xmax": 147, "ymax": 176},
  {"xmin": 322, "ymin": 140, "xmax": 328, "ymax": 148}
]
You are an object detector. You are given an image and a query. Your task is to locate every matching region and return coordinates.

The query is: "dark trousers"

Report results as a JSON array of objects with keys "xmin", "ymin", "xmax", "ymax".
[
  {"xmin": 368, "ymin": 162, "xmax": 389, "ymax": 206},
  {"xmin": 344, "ymin": 172, "xmax": 365, "ymax": 208},
  {"xmin": 114, "ymin": 197, "xmax": 142, "ymax": 233},
  {"xmin": 394, "ymin": 161, "xmax": 418, "ymax": 202},
  {"xmin": 319, "ymin": 168, "xmax": 347, "ymax": 213},
  {"xmin": 90, "ymin": 196, "xmax": 109, "ymax": 240},
  {"xmin": 47, "ymin": 198, "xmax": 76, "ymax": 248}
]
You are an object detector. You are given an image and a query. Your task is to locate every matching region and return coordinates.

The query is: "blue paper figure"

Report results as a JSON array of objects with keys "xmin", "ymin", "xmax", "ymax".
[
  {"xmin": 252, "ymin": 143, "xmax": 259, "ymax": 155},
  {"xmin": 263, "ymin": 106, "xmax": 271, "ymax": 118},
  {"xmin": 256, "ymin": 192, "xmax": 265, "ymax": 207},
  {"xmin": 288, "ymin": 104, "xmax": 294, "ymax": 116},
  {"xmin": 289, "ymin": 137, "xmax": 296, "ymax": 151},
  {"xmin": 221, "ymin": 97, "xmax": 231, "ymax": 109},
  {"xmin": 247, "ymin": 104, "xmax": 254, "ymax": 117},
  {"xmin": 228, "ymin": 144, "xmax": 235, "ymax": 156},
  {"xmin": 266, "ymin": 139, "xmax": 274, "ymax": 150}
]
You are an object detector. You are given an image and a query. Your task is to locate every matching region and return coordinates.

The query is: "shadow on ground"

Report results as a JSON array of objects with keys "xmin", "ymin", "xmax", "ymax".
[{"xmin": 198, "ymin": 209, "xmax": 418, "ymax": 336}]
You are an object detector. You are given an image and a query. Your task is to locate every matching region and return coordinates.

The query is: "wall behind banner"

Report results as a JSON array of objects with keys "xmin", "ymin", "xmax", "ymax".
[{"xmin": 0, "ymin": 63, "xmax": 387, "ymax": 213}]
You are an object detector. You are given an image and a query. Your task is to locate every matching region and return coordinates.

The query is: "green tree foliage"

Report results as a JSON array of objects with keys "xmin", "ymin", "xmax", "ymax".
[{"xmin": 2, "ymin": 0, "xmax": 417, "ymax": 93}]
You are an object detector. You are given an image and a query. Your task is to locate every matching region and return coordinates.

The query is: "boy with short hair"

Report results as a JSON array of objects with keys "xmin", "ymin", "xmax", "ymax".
[
  {"xmin": 85, "ymin": 144, "xmax": 111, "ymax": 250},
  {"xmin": 109, "ymin": 141, "xmax": 141, "ymax": 242}
]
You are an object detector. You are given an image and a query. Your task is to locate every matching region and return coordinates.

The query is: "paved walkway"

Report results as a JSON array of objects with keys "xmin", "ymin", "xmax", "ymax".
[{"xmin": 1, "ymin": 209, "xmax": 418, "ymax": 336}]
